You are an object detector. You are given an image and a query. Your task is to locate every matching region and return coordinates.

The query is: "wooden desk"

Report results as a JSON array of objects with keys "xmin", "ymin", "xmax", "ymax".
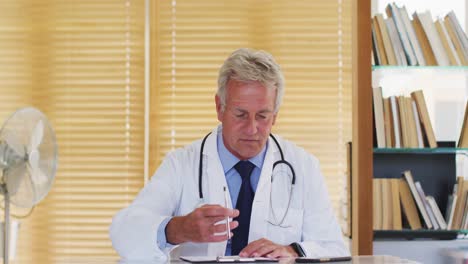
[
  {"xmin": 116, "ymin": 255, "xmax": 420, "ymax": 264},
  {"xmin": 53, "ymin": 255, "xmax": 420, "ymax": 264}
]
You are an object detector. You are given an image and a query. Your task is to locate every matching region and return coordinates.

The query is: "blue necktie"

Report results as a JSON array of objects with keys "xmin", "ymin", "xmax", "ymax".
[{"xmin": 231, "ymin": 160, "xmax": 255, "ymax": 255}]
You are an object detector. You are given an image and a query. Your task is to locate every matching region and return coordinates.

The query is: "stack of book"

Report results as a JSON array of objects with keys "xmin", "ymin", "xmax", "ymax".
[
  {"xmin": 372, "ymin": 2, "xmax": 468, "ymax": 66},
  {"xmin": 373, "ymin": 170, "xmax": 449, "ymax": 231},
  {"xmin": 447, "ymin": 176, "xmax": 468, "ymax": 230},
  {"xmin": 373, "ymin": 88, "xmax": 436, "ymax": 148}
]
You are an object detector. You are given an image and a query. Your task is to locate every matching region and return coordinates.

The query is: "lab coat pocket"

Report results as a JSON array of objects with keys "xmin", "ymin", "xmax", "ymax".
[{"xmin": 265, "ymin": 207, "xmax": 303, "ymax": 245}]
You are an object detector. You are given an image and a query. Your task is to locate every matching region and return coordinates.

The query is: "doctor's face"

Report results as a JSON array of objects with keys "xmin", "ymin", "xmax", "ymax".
[{"xmin": 216, "ymin": 79, "xmax": 277, "ymax": 160}]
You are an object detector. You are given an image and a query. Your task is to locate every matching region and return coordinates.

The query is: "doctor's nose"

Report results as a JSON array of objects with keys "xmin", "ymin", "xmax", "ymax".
[{"xmin": 244, "ymin": 117, "xmax": 258, "ymax": 135}]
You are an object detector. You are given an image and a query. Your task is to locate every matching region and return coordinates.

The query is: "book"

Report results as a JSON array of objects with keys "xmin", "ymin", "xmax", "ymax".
[
  {"xmin": 415, "ymin": 181, "xmax": 439, "ymax": 230},
  {"xmin": 412, "ymin": 14, "xmax": 437, "ymax": 65},
  {"xmin": 398, "ymin": 178, "xmax": 422, "ymax": 230},
  {"xmin": 451, "ymin": 177, "xmax": 465, "ymax": 230},
  {"xmin": 398, "ymin": 5, "xmax": 425, "ymax": 66},
  {"xmin": 411, "ymin": 99, "xmax": 424, "ymax": 148},
  {"xmin": 434, "ymin": 19, "xmax": 461, "ymax": 66},
  {"xmin": 372, "ymin": 17, "xmax": 389, "ymax": 65},
  {"xmin": 426, "ymin": 195, "xmax": 447, "ymax": 230},
  {"xmin": 445, "ymin": 11, "xmax": 468, "ymax": 63},
  {"xmin": 443, "ymin": 17, "xmax": 467, "ymax": 65},
  {"xmin": 390, "ymin": 178, "xmax": 402, "ymax": 230},
  {"xmin": 397, "ymin": 96, "xmax": 410, "ymax": 147},
  {"xmin": 405, "ymin": 97, "xmax": 419, "ymax": 148},
  {"xmin": 389, "ymin": 96, "xmax": 402, "ymax": 148},
  {"xmin": 373, "ymin": 178, "xmax": 383, "ymax": 230},
  {"xmin": 383, "ymin": 98, "xmax": 394, "ymax": 148},
  {"xmin": 458, "ymin": 102, "xmax": 468, "ymax": 148},
  {"xmin": 411, "ymin": 90, "xmax": 437, "ymax": 148},
  {"xmin": 447, "ymin": 195, "xmax": 458, "ymax": 230},
  {"xmin": 373, "ymin": 87, "xmax": 386, "ymax": 148},
  {"xmin": 375, "ymin": 14, "xmax": 397, "ymax": 65},
  {"xmin": 386, "ymin": 17, "xmax": 407, "ymax": 66},
  {"xmin": 381, "ymin": 179, "xmax": 393, "ymax": 230},
  {"xmin": 386, "ymin": 3, "xmax": 417, "ymax": 66},
  {"xmin": 460, "ymin": 193, "xmax": 468, "ymax": 230},
  {"xmin": 402, "ymin": 170, "xmax": 433, "ymax": 229},
  {"xmin": 372, "ymin": 22, "xmax": 383, "ymax": 66},
  {"xmin": 414, "ymin": 11, "xmax": 450, "ymax": 66},
  {"xmin": 445, "ymin": 191, "xmax": 455, "ymax": 223}
]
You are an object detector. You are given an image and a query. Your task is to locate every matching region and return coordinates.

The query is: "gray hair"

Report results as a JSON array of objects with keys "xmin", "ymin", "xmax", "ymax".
[{"xmin": 217, "ymin": 48, "xmax": 284, "ymax": 113}]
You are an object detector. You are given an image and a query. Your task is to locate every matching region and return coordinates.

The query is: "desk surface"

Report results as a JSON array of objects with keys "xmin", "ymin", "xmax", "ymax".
[{"xmin": 66, "ymin": 256, "xmax": 419, "ymax": 264}]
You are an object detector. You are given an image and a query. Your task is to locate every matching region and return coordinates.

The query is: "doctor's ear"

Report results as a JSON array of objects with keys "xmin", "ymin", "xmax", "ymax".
[
  {"xmin": 215, "ymin": 95, "xmax": 224, "ymax": 121},
  {"xmin": 272, "ymin": 113, "xmax": 277, "ymax": 125}
]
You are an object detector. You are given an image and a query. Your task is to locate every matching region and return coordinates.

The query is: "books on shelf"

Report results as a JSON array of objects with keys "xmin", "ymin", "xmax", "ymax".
[
  {"xmin": 373, "ymin": 170, "xmax": 458, "ymax": 231},
  {"xmin": 451, "ymin": 177, "xmax": 468, "ymax": 230},
  {"xmin": 446, "ymin": 11, "xmax": 468, "ymax": 63},
  {"xmin": 373, "ymin": 178, "xmax": 402, "ymax": 230},
  {"xmin": 374, "ymin": 13, "xmax": 398, "ymax": 65},
  {"xmin": 402, "ymin": 170, "xmax": 433, "ymax": 229},
  {"xmin": 458, "ymin": 102, "xmax": 468, "ymax": 148},
  {"xmin": 411, "ymin": 90, "xmax": 437, "ymax": 148},
  {"xmin": 446, "ymin": 194, "xmax": 458, "ymax": 230},
  {"xmin": 398, "ymin": 177, "xmax": 422, "ymax": 230},
  {"xmin": 414, "ymin": 181, "xmax": 439, "ymax": 230},
  {"xmin": 414, "ymin": 11, "xmax": 450, "ymax": 66},
  {"xmin": 427, "ymin": 195, "xmax": 448, "ymax": 230},
  {"xmin": 386, "ymin": 3, "xmax": 417, "ymax": 66},
  {"xmin": 373, "ymin": 89, "xmax": 437, "ymax": 148},
  {"xmin": 391, "ymin": 178, "xmax": 403, "ymax": 230},
  {"xmin": 372, "ymin": 2, "xmax": 468, "ymax": 66},
  {"xmin": 373, "ymin": 87, "xmax": 386, "ymax": 148},
  {"xmin": 435, "ymin": 19, "xmax": 461, "ymax": 66}
]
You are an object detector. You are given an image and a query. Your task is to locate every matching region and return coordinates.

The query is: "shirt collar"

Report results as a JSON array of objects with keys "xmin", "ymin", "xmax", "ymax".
[{"xmin": 216, "ymin": 125, "xmax": 268, "ymax": 173}]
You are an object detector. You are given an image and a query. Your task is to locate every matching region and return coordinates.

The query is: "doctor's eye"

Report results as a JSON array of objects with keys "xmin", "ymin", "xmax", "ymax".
[{"xmin": 234, "ymin": 112, "xmax": 247, "ymax": 119}]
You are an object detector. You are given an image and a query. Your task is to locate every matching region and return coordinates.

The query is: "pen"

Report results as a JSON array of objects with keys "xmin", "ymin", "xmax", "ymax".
[{"xmin": 223, "ymin": 186, "xmax": 231, "ymax": 239}]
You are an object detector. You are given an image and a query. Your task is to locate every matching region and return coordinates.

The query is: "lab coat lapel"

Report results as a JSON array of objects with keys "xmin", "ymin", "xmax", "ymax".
[
  {"xmin": 249, "ymin": 137, "xmax": 277, "ymax": 242},
  {"xmin": 203, "ymin": 127, "xmax": 230, "ymax": 256}
]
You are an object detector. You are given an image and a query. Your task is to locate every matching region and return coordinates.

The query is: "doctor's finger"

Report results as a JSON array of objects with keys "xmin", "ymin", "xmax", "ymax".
[
  {"xmin": 266, "ymin": 246, "xmax": 296, "ymax": 258},
  {"xmin": 229, "ymin": 220, "xmax": 239, "ymax": 230},
  {"xmin": 251, "ymin": 244, "xmax": 278, "ymax": 257},
  {"xmin": 199, "ymin": 205, "xmax": 239, "ymax": 218},
  {"xmin": 211, "ymin": 220, "xmax": 239, "ymax": 234},
  {"xmin": 239, "ymin": 239, "xmax": 273, "ymax": 257}
]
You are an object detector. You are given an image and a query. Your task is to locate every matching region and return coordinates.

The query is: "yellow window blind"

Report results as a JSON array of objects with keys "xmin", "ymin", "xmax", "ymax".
[
  {"xmin": 0, "ymin": 0, "xmax": 145, "ymax": 263},
  {"xmin": 151, "ymin": 0, "xmax": 352, "ymax": 229}
]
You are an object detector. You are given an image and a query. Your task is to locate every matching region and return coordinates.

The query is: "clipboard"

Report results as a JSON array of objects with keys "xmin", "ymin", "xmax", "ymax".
[
  {"xmin": 295, "ymin": 256, "xmax": 352, "ymax": 263},
  {"xmin": 180, "ymin": 256, "xmax": 279, "ymax": 263}
]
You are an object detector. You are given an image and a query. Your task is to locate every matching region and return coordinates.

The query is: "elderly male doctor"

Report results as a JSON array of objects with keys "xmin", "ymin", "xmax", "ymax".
[{"xmin": 109, "ymin": 48, "xmax": 349, "ymax": 260}]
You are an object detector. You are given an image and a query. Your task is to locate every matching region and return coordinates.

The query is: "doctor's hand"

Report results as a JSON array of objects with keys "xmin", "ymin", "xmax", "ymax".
[
  {"xmin": 239, "ymin": 238, "xmax": 298, "ymax": 258},
  {"xmin": 165, "ymin": 204, "xmax": 239, "ymax": 245}
]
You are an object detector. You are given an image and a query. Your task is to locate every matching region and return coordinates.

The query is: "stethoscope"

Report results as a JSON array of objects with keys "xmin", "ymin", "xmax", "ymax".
[{"xmin": 198, "ymin": 132, "xmax": 296, "ymax": 227}]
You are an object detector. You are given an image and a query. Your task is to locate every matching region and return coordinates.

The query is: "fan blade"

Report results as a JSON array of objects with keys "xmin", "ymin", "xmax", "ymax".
[
  {"xmin": 27, "ymin": 149, "xmax": 47, "ymax": 184},
  {"xmin": 5, "ymin": 163, "xmax": 27, "ymax": 196},
  {"xmin": 29, "ymin": 120, "xmax": 44, "ymax": 152},
  {"xmin": 28, "ymin": 165, "xmax": 48, "ymax": 185},
  {"xmin": 3, "ymin": 130, "xmax": 25, "ymax": 157}
]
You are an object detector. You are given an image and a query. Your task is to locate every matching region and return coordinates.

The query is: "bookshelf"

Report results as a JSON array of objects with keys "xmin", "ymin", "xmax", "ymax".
[
  {"xmin": 366, "ymin": 1, "xmax": 468, "ymax": 263},
  {"xmin": 351, "ymin": 0, "xmax": 468, "ymax": 258}
]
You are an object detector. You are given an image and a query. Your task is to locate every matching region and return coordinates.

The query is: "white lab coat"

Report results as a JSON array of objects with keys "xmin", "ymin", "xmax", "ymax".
[{"xmin": 109, "ymin": 127, "xmax": 349, "ymax": 260}]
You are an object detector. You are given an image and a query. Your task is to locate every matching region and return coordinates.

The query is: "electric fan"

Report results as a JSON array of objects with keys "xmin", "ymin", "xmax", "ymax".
[{"xmin": 0, "ymin": 107, "xmax": 57, "ymax": 264}]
